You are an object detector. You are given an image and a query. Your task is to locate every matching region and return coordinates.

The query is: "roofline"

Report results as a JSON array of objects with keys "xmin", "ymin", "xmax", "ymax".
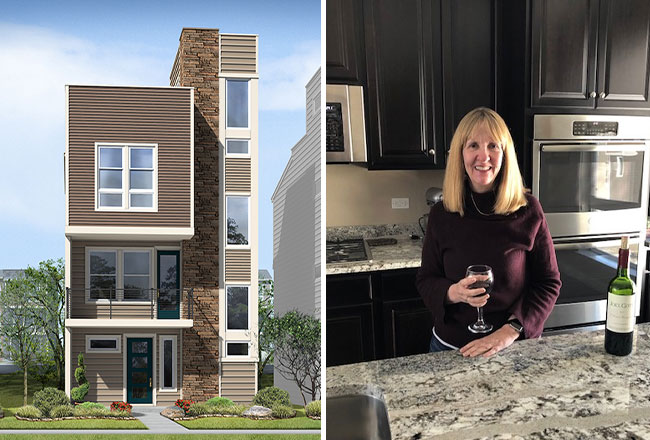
[
  {"xmin": 66, "ymin": 84, "xmax": 194, "ymax": 90},
  {"xmin": 271, "ymin": 156, "xmax": 294, "ymax": 202}
]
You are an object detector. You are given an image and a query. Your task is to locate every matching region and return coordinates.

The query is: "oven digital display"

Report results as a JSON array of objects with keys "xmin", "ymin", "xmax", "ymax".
[
  {"xmin": 573, "ymin": 121, "xmax": 618, "ymax": 136},
  {"xmin": 326, "ymin": 102, "xmax": 344, "ymax": 152}
]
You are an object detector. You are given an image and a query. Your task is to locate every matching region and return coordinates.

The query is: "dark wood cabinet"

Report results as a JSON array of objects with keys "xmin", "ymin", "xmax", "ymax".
[
  {"xmin": 326, "ymin": 268, "xmax": 433, "ymax": 366},
  {"xmin": 326, "ymin": 0, "xmax": 366, "ymax": 84},
  {"xmin": 531, "ymin": 0, "xmax": 650, "ymax": 110}
]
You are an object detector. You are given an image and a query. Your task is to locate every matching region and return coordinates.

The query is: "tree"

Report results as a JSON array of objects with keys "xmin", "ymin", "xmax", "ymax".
[
  {"xmin": 23, "ymin": 259, "xmax": 65, "ymax": 390},
  {"xmin": 269, "ymin": 310, "xmax": 321, "ymax": 406},
  {"xmin": 0, "ymin": 276, "xmax": 40, "ymax": 405},
  {"xmin": 258, "ymin": 279, "xmax": 274, "ymax": 385}
]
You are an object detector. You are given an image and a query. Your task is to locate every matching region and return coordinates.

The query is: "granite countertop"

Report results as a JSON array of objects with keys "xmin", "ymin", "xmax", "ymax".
[
  {"xmin": 327, "ymin": 323, "xmax": 650, "ymax": 439},
  {"xmin": 326, "ymin": 223, "xmax": 424, "ymax": 275}
]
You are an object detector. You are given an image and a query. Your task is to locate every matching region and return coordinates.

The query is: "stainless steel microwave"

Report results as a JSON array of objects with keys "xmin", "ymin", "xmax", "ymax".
[{"xmin": 326, "ymin": 84, "xmax": 367, "ymax": 163}]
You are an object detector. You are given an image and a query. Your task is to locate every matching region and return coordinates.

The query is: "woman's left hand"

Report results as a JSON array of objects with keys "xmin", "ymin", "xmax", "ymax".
[{"xmin": 459, "ymin": 325, "xmax": 520, "ymax": 358}]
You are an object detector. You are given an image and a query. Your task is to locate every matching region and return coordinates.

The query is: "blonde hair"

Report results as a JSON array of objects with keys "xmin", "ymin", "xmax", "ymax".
[{"xmin": 442, "ymin": 107, "xmax": 527, "ymax": 216}]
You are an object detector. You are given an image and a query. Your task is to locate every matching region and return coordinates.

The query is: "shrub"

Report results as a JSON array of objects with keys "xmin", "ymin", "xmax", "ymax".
[
  {"xmin": 186, "ymin": 403, "xmax": 211, "ymax": 417},
  {"xmin": 73, "ymin": 406, "xmax": 110, "ymax": 417},
  {"xmin": 110, "ymin": 401, "xmax": 132, "ymax": 413},
  {"xmin": 271, "ymin": 404, "xmax": 296, "ymax": 419},
  {"xmin": 305, "ymin": 400, "xmax": 321, "ymax": 417},
  {"xmin": 213, "ymin": 404, "xmax": 246, "ymax": 416},
  {"xmin": 206, "ymin": 396, "xmax": 234, "ymax": 407},
  {"xmin": 70, "ymin": 383, "xmax": 90, "ymax": 403},
  {"xmin": 175, "ymin": 399, "xmax": 194, "ymax": 412},
  {"xmin": 76, "ymin": 402, "xmax": 105, "ymax": 410},
  {"xmin": 104, "ymin": 410, "xmax": 131, "ymax": 418},
  {"xmin": 50, "ymin": 405, "xmax": 74, "ymax": 418},
  {"xmin": 252, "ymin": 386, "xmax": 290, "ymax": 408},
  {"xmin": 15, "ymin": 405, "xmax": 42, "ymax": 419},
  {"xmin": 71, "ymin": 353, "xmax": 89, "ymax": 402},
  {"xmin": 33, "ymin": 387, "xmax": 69, "ymax": 417}
]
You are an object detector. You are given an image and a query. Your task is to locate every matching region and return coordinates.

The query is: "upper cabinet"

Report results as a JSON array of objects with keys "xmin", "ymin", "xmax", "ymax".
[
  {"xmin": 531, "ymin": 0, "xmax": 650, "ymax": 110},
  {"xmin": 326, "ymin": 0, "xmax": 366, "ymax": 85}
]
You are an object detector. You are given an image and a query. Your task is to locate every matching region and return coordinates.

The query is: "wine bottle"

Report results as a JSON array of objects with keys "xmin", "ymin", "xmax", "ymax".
[{"xmin": 604, "ymin": 236, "xmax": 635, "ymax": 356}]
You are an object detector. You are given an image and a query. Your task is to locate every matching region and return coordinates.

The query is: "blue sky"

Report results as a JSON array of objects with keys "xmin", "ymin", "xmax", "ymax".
[{"xmin": 0, "ymin": 0, "xmax": 321, "ymax": 276}]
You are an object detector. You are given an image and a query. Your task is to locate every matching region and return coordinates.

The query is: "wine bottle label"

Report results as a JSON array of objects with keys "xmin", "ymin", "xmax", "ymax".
[{"xmin": 606, "ymin": 293, "xmax": 635, "ymax": 333}]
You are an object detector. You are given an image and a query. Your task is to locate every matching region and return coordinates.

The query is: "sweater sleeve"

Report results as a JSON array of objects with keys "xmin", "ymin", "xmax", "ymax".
[
  {"xmin": 416, "ymin": 205, "xmax": 455, "ymax": 327},
  {"xmin": 510, "ymin": 200, "xmax": 562, "ymax": 339}
]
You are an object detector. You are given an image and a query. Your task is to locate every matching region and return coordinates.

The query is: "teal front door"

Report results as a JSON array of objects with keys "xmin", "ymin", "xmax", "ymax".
[
  {"xmin": 127, "ymin": 338, "xmax": 153, "ymax": 404},
  {"xmin": 158, "ymin": 251, "xmax": 180, "ymax": 319}
]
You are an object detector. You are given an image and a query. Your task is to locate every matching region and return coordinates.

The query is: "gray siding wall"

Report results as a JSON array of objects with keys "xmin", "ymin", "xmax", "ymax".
[
  {"xmin": 220, "ymin": 362, "xmax": 256, "ymax": 403},
  {"xmin": 67, "ymin": 86, "xmax": 192, "ymax": 227}
]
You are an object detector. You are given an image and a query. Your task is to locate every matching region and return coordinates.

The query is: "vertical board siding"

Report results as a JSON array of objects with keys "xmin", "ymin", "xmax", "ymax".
[
  {"xmin": 68, "ymin": 86, "xmax": 192, "ymax": 227},
  {"xmin": 220, "ymin": 362, "xmax": 256, "ymax": 403},
  {"xmin": 220, "ymin": 34, "xmax": 257, "ymax": 74},
  {"xmin": 225, "ymin": 249, "xmax": 252, "ymax": 283},
  {"xmin": 70, "ymin": 328, "xmax": 182, "ymax": 405},
  {"xmin": 225, "ymin": 158, "xmax": 252, "ymax": 192}
]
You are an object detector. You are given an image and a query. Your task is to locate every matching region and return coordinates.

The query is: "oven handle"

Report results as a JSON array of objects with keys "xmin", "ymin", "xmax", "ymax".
[
  {"xmin": 553, "ymin": 234, "xmax": 641, "ymax": 249},
  {"xmin": 541, "ymin": 143, "xmax": 646, "ymax": 153}
]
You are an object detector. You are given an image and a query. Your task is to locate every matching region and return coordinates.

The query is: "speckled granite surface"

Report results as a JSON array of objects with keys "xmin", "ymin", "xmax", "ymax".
[
  {"xmin": 327, "ymin": 324, "xmax": 650, "ymax": 439},
  {"xmin": 326, "ymin": 224, "xmax": 424, "ymax": 275}
]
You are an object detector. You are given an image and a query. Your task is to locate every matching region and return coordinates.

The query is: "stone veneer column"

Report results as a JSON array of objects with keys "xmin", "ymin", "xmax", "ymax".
[{"xmin": 177, "ymin": 28, "xmax": 220, "ymax": 401}]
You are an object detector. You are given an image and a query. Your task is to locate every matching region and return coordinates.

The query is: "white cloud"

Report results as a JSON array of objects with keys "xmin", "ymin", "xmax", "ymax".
[
  {"xmin": 259, "ymin": 39, "xmax": 320, "ymax": 111},
  {"xmin": 0, "ymin": 23, "xmax": 169, "ymax": 232}
]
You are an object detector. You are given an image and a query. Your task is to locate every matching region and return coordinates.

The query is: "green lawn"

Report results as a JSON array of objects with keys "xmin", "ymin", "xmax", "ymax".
[
  {"xmin": 0, "ymin": 436, "xmax": 320, "ymax": 440},
  {"xmin": 0, "ymin": 416, "xmax": 146, "ymax": 429},
  {"xmin": 177, "ymin": 406, "xmax": 320, "ymax": 430}
]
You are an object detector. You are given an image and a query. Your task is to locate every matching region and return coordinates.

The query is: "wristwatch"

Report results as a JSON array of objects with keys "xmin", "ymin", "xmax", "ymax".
[{"xmin": 507, "ymin": 318, "xmax": 524, "ymax": 335}]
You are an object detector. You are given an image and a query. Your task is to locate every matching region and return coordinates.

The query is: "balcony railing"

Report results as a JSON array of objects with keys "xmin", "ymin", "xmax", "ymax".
[{"xmin": 65, "ymin": 288, "xmax": 194, "ymax": 320}]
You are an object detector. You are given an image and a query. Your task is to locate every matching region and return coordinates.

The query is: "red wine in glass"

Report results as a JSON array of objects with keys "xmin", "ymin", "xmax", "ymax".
[{"xmin": 467, "ymin": 265, "xmax": 493, "ymax": 333}]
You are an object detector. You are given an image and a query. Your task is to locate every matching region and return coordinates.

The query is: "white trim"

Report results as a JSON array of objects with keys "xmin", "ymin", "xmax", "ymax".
[
  {"xmin": 225, "ymin": 285, "xmax": 250, "ymax": 331},
  {"xmin": 123, "ymin": 334, "xmax": 156, "ymax": 406},
  {"xmin": 86, "ymin": 335, "xmax": 121, "ymax": 353},
  {"xmin": 65, "ymin": 226, "xmax": 194, "ymax": 240},
  {"xmin": 220, "ymin": 73, "xmax": 260, "ymax": 79},
  {"xmin": 65, "ymin": 85, "xmax": 70, "ymax": 227},
  {"xmin": 180, "ymin": 329, "xmax": 184, "ymax": 400},
  {"xmin": 190, "ymin": 88, "xmax": 195, "ymax": 232},
  {"xmin": 158, "ymin": 335, "xmax": 178, "ymax": 392},
  {"xmin": 95, "ymin": 143, "xmax": 158, "ymax": 212},
  {"xmin": 225, "ymin": 79, "xmax": 251, "ymax": 129},
  {"xmin": 225, "ymin": 138, "xmax": 251, "ymax": 157},
  {"xmin": 225, "ymin": 195, "xmax": 251, "ymax": 249},
  {"xmin": 65, "ymin": 327, "xmax": 71, "ymax": 397},
  {"xmin": 65, "ymin": 319, "xmax": 193, "ymax": 328},
  {"xmin": 66, "ymin": 84, "xmax": 193, "ymax": 90}
]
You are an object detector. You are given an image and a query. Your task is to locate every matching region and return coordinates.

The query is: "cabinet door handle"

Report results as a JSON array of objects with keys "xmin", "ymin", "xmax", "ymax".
[
  {"xmin": 600, "ymin": 92, "xmax": 606, "ymax": 99},
  {"xmin": 149, "ymin": 377, "xmax": 152, "ymax": 388},
  {"xmin": 590, "ymin": 91, "xmax": 597, "ymax": 98},
  {"xmin": 428, "ymin": 149, "xmax": 436, "ymax": 157}
]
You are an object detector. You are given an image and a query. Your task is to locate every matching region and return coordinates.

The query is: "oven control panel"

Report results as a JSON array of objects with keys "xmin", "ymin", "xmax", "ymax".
[
  {"xmin": 573, "ymin": 121, "xmax": 618, "ymax": 136},
  {"xmin": 326, "ymin": 102, "xmax": 344, "ymax": 152}
]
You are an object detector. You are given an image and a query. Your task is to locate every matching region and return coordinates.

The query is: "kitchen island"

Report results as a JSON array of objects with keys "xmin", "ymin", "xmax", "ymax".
[{"xmin": 327, "ymin": 323, "xmax": 650, "ymax": 439}]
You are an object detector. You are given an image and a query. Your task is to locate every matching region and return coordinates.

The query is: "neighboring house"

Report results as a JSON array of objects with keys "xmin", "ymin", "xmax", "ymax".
[
  {"xmin": 64, "ymin": 28, "xmax": 259, "ymax": 405},
  {"xmin": 271, "ymin": 68, "xmax": 321, "ymax": 403},
  {"xmin": 0, "ymin": 269, "xmax": 25, "ymax": 370}
]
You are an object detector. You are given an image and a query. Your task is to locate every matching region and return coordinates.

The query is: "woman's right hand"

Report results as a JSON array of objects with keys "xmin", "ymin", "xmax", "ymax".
[{"xmin": 446, "ymin": 275, "xmax": 490, "ymax": 307}]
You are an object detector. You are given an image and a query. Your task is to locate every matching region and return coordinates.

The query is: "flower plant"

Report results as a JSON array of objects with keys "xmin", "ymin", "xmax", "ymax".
[
  {"xmin": 175, "ymin": 399, "xmax": 194, "ymax": 412},
  {"xmin": 110, "ymin": 401, "xmax": 132, "ymax": 413}
]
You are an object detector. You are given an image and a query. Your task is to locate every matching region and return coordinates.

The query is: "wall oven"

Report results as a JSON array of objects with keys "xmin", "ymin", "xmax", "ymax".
[{"xmin": 532, "ymin": 114, "xmax": 650, "ymax": 330}]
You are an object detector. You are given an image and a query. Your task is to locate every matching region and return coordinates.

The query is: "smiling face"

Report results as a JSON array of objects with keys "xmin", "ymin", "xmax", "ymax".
[{"xmin": 462, "ymin": 122, "xmax": 503, "ymax": 193}]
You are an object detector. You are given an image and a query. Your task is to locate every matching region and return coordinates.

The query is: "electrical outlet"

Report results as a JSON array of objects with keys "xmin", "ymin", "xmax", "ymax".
[{"xmin": 391, "ymin": 198, "xmax": 409, "ymax": 209}]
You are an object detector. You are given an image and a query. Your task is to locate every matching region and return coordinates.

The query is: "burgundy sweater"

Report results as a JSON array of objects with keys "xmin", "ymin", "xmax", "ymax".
[{"xmin": 416, "ymin": 190, "xmax": 561, "ymax": 348}]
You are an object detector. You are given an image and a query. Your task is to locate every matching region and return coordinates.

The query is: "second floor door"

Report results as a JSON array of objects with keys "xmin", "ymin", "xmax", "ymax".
[{"xmin": 157, "ymin": 251, "xmax": 180, "ymax": 319}]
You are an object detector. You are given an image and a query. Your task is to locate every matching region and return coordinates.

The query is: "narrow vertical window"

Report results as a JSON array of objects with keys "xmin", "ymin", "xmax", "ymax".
[
  {"xmin": 98, "ymin": 147, "xmax": 123, "ymax": 207},
  {"xmin": 159, "ymin": 336, "xmax": 177, "ymax": 391},
  {"xmin": 226, "ymin": 196, "xmax": 249, "ymax": 245},
  {"xmin": 129, "ymin": 148, "xmax": 154, "ymax": 208},
  {"xmin": 227, "ymin": 286, "xmax": 249, "ymax": 330},
  {"xmin": 226, "ymin": 80, "xmax": 249, "ymax": 128}
]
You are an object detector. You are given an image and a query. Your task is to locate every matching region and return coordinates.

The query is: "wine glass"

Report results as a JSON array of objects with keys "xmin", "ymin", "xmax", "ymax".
[{"xmin": 466, "ymin": 265, "xmax": 493, "ymax": 333}]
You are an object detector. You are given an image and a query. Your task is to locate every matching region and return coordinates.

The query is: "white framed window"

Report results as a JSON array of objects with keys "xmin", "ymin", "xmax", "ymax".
[
  {"xmin": 226, "ymin": 285, "xmax": 249, "ymax": 330},
  {"xmin": 86, "ymin": 335, "xmax": 121, "ymax": 353},
  {"xmin": 226, "ymin": 79, "xmax": 249, "ymax": 128},
  {"xmin": 96, "ymin": 143, "xmax": 157, "ymax": 211},
  {"xmin": 86, "ymin": 248, "xmax": 153, "ymax": 303},
  {"xmin": 226, "ymin": 341, "xmax": 249, "ymax": 357},
  {"xmin": 225, "ymin": 139, "xmax": 250, "ymax": 156},
  {"xmin": 159, "ymin": 335, "xmax": 177, "ymax": 391},
  {"xmin": 226, "ymin": 196, "xmax": 250, "ymax": 246}
]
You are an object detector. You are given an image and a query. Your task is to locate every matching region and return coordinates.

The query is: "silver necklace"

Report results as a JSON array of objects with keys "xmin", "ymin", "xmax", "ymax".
[{"xmin": 470, "ymin": 192, "xmax": 494, "ymax": 216}]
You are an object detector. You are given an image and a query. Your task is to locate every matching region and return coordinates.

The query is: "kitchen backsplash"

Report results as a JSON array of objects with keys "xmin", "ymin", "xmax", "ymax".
[{"xmin": 326, "ymin": 164, "xmax": 444, "ymax": 226}]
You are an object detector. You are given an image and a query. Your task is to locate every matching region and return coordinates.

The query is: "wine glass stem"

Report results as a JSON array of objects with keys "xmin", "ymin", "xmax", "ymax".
[{"xmin": 476, "ymin": 306, "xmax": 485, "ymax": 325}]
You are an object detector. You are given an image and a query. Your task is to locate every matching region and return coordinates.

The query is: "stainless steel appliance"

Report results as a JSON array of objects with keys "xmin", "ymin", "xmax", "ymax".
[
  {"xmin": 326, "ymin": 84, "xmax": 367, "ymax": 163},
  {"xmin": 532, "ymin": 114, "xmax": 650, "ymax": 330}
]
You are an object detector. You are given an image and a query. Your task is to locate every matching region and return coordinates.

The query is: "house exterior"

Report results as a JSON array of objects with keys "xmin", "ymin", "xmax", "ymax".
[
  {"xmin": 64, "ymin": 28, "xmax": 259, "ymax": 405},
  {"xmin": 271, "ymin": 68, "xmax": 321, "ymax": 403}
]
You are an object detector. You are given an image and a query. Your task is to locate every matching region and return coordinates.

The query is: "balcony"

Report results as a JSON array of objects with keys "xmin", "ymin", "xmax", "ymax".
[{"xmin": 65, "ymin": 288, "xmax": 194, "ymax": 323}]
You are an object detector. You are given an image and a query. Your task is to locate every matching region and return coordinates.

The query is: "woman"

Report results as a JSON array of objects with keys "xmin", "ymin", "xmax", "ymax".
[{"xmin": 416, "ymin": 107, "xmax": 561, "ymax": 358}]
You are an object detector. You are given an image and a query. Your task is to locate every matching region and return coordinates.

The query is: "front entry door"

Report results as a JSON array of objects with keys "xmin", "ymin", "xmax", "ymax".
[
  {"xmin": 158, "ymin": 251, "xmax": 180, "ymax": 319},
  {"xmin": 127, "ymin": 338, "xmax": 153, "ymax": 404}
]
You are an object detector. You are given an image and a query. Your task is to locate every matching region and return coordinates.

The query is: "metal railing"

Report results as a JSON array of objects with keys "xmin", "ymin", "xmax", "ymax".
[{"xmin": 65, "ymin": 287, "xmax": 194, "ymax": 320}]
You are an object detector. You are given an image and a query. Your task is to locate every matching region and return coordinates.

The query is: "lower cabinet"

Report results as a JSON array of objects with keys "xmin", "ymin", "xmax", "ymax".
[{"xmin": 326, "ymin": 268, "xmax": 433, "ymax": 367}]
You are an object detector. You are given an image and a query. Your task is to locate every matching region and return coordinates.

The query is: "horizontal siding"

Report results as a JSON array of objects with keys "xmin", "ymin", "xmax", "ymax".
[
  {"xmin": 225, "ymin": 249, "xmax": 251, "ymax": 283},
  {"xmin": 220, "ymin": 34, "xmax": 257, "ymax": 74},
  {"xmin": 225, "ymin": 157, "xmax": 251, "ymax": 192},
  {"xmin": 220, "ymin": 362, "xmax": 256, "ymax": 403},
  {"xmin": 170, "ymin": 49, "xmax": 181, "ymax": 86},
  {"xmin": 70, "ymin": 328, "xmax": 182, "ymax": 405},
  {"xmin": 68, "ymin": 86, "xmax": 192, "ymax": 227}
]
